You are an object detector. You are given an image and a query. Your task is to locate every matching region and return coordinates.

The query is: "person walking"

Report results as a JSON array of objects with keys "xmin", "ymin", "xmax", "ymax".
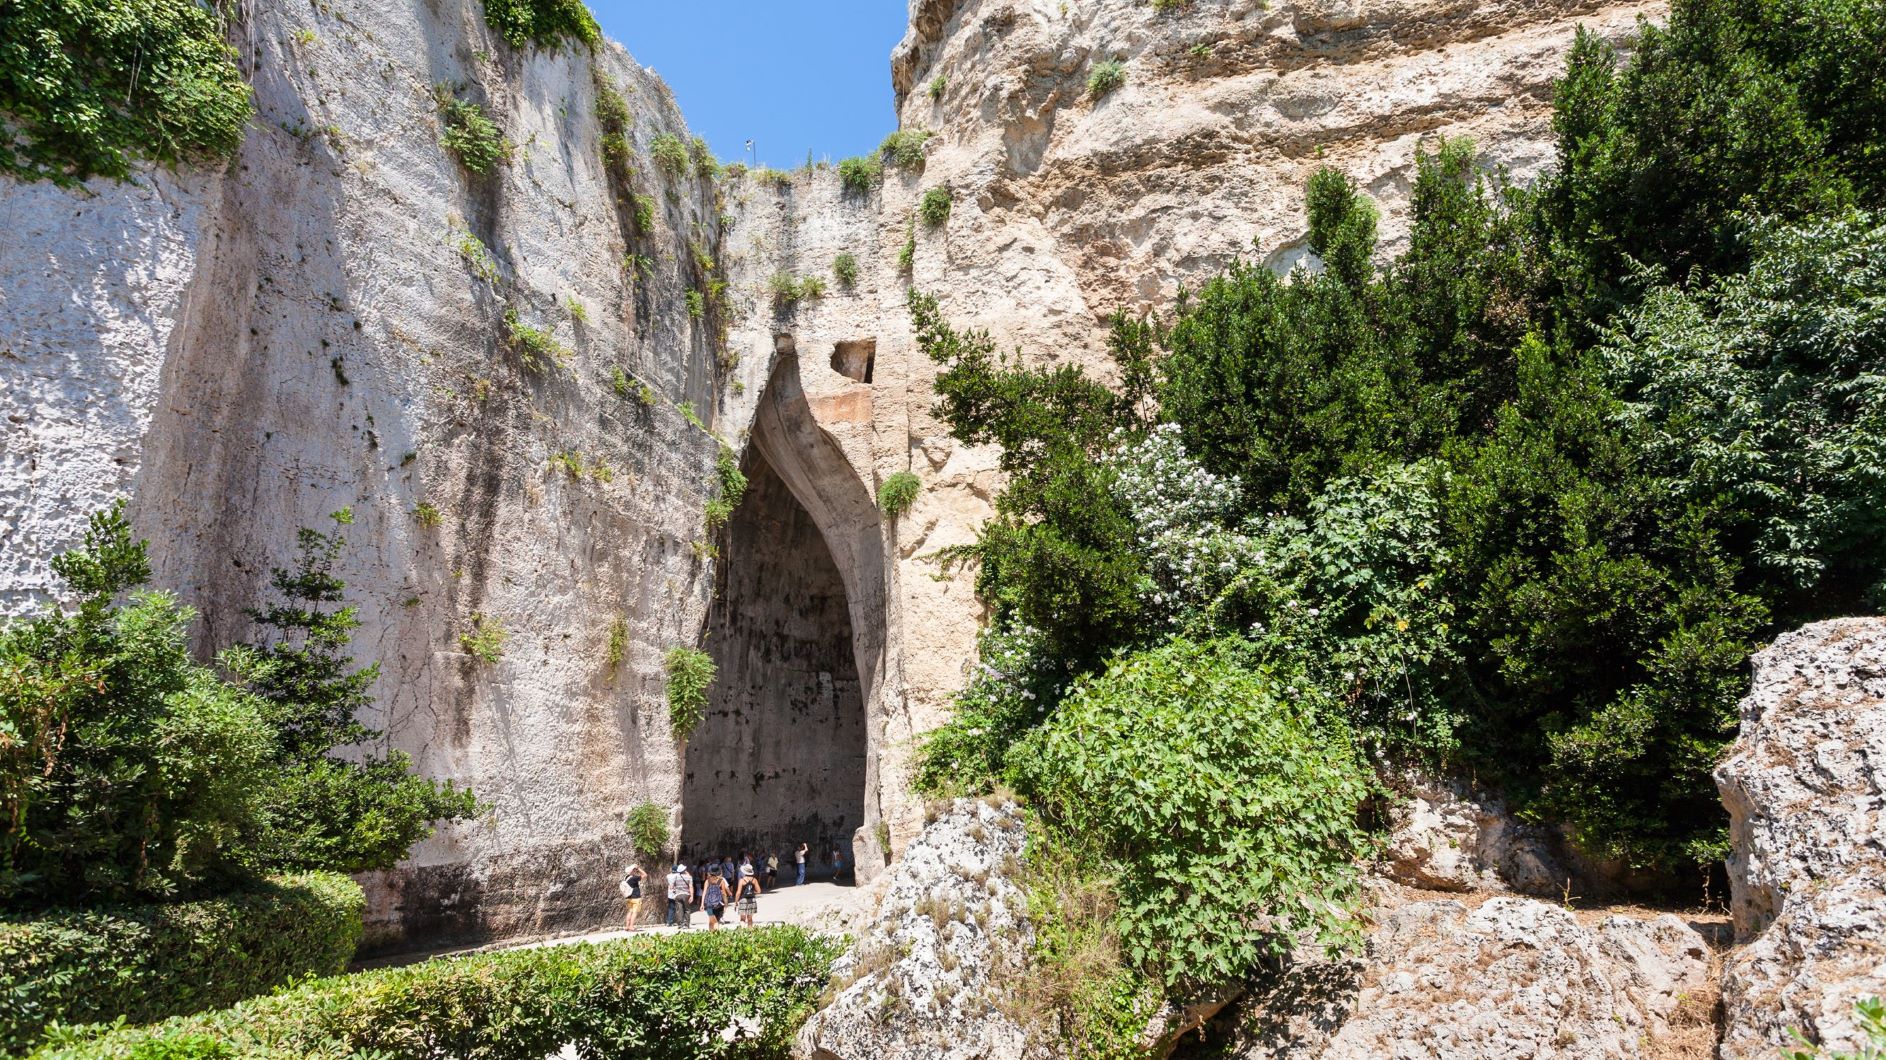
[
  {"xmin": 734, "ymin": 863, "xmax": 761, "ymax": 928},
  {"xmin": 702, "ymin": 867, "xmax": 730, "ymax": 930},
  {"xmin": 765, "ymin": 851, "xmax": 779, "ymax": 889},
  {"xmin": 831, "ymin": 844, "xmax": 845, "ymax": 884},
  {"xmin": 619, "ymin": 863, "xmax": 646, "ymax": 931},
  {"xmin": 666, "ymin": 863, "xmax": 693, "ymax": 929},
  {"xmin": 795, "ymin": 842, "xmax": 807, "ymax": 886}
]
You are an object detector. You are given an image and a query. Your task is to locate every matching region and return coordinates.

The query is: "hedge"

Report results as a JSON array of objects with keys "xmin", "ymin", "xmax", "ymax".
[
  {"xmin": 1, "ymin": 873, "xmax": 364, "ymax": 1054},
  {"xmin": 31, "ymin": 926, "xmax": 843, "ymax": 1059}
]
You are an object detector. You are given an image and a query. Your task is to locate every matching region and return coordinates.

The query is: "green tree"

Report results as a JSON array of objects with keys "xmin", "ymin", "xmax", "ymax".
[
  {"xmin": 0, "ymin": 504, "xmax": 273, "ymax": 903},
  {"xmin": 1541, "ymin": 2, "xmax": 1886, "ymax": 326},
  {"xmin": 226, "ymin": 512, "xmax": 479, "ymax": 874}
]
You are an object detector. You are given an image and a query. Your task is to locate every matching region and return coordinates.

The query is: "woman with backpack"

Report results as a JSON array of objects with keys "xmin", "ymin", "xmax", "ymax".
[
  {"xmin": 701, "ymin": 867, "xmax": 730, "ymax": 930},
  {"xmin": 733, "ymin": 864, "xmax": 762, "ymax": 928}
]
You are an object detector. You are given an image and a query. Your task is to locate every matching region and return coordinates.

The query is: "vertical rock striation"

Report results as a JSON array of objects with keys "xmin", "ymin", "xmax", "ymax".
[{"xmin": 2, "ymin": 0, "xmax": 1663, "ymax": 951}]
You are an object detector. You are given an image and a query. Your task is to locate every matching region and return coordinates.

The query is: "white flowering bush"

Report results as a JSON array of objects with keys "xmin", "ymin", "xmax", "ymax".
[{"xmin": 1104, "ymin": 428, "xmax": 1461, "ymax": 758}]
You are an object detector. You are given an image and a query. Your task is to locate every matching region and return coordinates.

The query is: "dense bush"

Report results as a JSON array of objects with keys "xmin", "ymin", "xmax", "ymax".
[
  {"xmin": 0, "ymin": 0, "xmax": 252, "ymax": 183},
  {"xmin": 832, "ymin": 251, "xmax": 860, "ymax": 287},
  {"xmin": 878, "ymin": 128, "xmax": 933, "ymax": 170},
  {"xmin": 0, "ymin": 505, "xmax": 275, "ymax": 902},
  {"xmin": 0, "ymin": 506, "xmax": 477, "ymax": 904},
  {"xmin": 479, "ymin": 0, "xmax": 599, "ymax": 50},
  {"xmin": 32, "ymin": 926, "xmax": 841, "ymax": 1060},
  {"xmin": 0, "ymin": 872, "xmax": 363, "ymax": 1054},
  {"xmin": 1542, "ymin": 1, "xmax": 1886, "ymax": 323},
  {"xmin": 914, "ymin": 0, "xmax": 1886, "ymax": 909},
  {"xmin": 919, "ymin": 186, "xmax": 952, "ymax": 227},
  {"xmin": 1088, "ymin": 59, "xmax": 1127, "ymax": 99},
  {"xmin": 623, "ymin": 802, "xmax": 669, "ymax": 857},
  {"xmin": 650, "ymin": 132, "xmax": 690, "ymax": 177},
  {"xmin": 1010, "ymin": 638, "xmax": 1376, "ymax": 991}
]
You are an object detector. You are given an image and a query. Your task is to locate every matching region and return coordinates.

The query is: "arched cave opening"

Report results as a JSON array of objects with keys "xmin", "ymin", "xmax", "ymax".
[{"xmin": 678, "ymin": 431, "xmax": 868, "ymax": 881}]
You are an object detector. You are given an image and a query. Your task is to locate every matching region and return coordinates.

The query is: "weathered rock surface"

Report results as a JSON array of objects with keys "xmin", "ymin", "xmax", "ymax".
[
  {"xmin": 796, "ymin": 798, "xmax": 1032, "ymax": 1060},
  {"xmin": 1716, "ymin": 618, "xmax": 1886, "ymax": 1059},
  {"xmin": 1, "ymin": 0, "xmax": 1665, "ymax": 953},
  {"xmin": 1223, "ymin": 897, "xmax": 1712, "ymax": 1059},
  {"xmin": 1382, "ymin": 771, "xmax": 1568, "ymax": 896}
]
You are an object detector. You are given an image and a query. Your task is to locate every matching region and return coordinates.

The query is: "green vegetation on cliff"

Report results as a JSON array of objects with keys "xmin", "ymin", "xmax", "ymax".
[
  {"xmin": 916, "ymin": 0, "xmax": 1886, "ymax": 1047},
  {"xmin": 0, "ymin": 0, "xmax": 252, "ymax": 183}
]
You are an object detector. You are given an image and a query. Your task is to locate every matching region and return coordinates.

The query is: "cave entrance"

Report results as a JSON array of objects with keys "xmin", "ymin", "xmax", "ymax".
[{"xmin": 679, "ymin": 345, "xmax": 884, "ymax": 883}]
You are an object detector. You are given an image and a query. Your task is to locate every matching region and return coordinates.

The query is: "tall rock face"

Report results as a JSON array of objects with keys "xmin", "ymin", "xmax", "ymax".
[
  {"xmin": 2, "ymin": 0, "xmax": 740, "ymax": 952},
  {"xmin": 1715, "ymin": 619, "xmax": 1886, "ymax": 1059},
  {"xmin": 2, "ymin": 0, "xmax": 1659, "ymax": 951}
]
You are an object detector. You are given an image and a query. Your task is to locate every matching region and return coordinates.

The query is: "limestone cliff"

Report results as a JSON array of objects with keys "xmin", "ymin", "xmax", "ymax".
[{"xmin": 0, "ymin": 0, "xmax": 1660, "ymax": 951}]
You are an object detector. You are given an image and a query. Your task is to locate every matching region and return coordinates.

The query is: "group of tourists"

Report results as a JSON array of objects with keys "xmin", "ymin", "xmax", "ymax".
[{"xmin": 616, "ymin": 841, "xmax": 846, "ymax": 930}]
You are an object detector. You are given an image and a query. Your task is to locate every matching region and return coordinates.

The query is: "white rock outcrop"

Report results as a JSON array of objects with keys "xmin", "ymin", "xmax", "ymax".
[
  {"xmin": 1382, "ymin": 771, "xmax": 1568, "ymax": 896},
  {"xmin": 1226, "ymin": 897, "xmax": 1712, "ymax": 1059},
  {"xmin": 796, "ymin": 798, "xmax": 1033, "ymax": 1060},
  {"xmin": 1716, "ymin": 618, "xmax": 1886, "ymax": 1059}
]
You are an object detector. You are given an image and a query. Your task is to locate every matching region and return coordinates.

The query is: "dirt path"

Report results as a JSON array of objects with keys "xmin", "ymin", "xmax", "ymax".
[{"xmin": 358, "ymin": 880, "xmax": 869, "ymax": 970}]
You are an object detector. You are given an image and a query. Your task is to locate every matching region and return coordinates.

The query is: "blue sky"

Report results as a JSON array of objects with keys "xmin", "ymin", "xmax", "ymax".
[{"xmin": 591, "ymin": 2, "xmax": 910, "ymax": 170}]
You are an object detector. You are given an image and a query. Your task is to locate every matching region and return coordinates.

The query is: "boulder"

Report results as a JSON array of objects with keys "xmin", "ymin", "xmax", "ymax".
[
  {"xmin": 1715, "ymin": 618, "xmax": 1886, "ymax": 1058},
  {"xmin": 1220, "ymin": 897, "xmax": 1713, "ymax": 1059},
  {"xmin": 795, "ymin": 798, "xmax": 1035, "ymax": 1060},
  {"xmin": 1381, "ymin": 771, "xmax": 1567, "ymax": 896}
]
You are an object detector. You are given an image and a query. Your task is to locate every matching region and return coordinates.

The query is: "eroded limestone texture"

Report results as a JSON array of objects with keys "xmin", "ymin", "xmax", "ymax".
[{"xmin": 683, "ymin": 452, "xmax": 868, "ymax": 864}]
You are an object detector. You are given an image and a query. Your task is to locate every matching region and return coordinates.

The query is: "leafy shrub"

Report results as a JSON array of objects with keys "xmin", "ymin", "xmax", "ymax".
[
  {"xmin": 877, "ymin": 471, "xmax": 921, "ymax": 517},
  {"xmin": 1087, "ymin": 58, "xmax": 1126, "ymax": 99},
  {"xmin": 919, "ymin": 186, "xmax": 953, "ymax": 227},
  {"xmin": 33, "ymin": 927, "xmax": 842, "ymax": 1060},
  {"xmin": 833, "ymin": 251, "xmax": 860, "ymax": 287},
  {"xmin": 460, "ymin": 613, "xmax": 506, "ymax": 663},
  {"xmin": 928, "ymin": 75, "xmax": 948, "ymax": 102},
  {"xmin": 878, "ymin": 128, "xmax": 934, "ymax": 170},
  {"xmin": 663, "ymin": 648, "xmax": 715, "ymax": 742},
  {"xmin": 623, "ymin": 802, "xmax": 669, "ymax": 857},
  {"xmin": 433, "ymin": 89, "xmax": 510, "ymax": 173},
  {"xmin": 0, "ymin": 0, "xmax": 252, "ymax": 184},
  {"xmin": 0, "ymin": 872, "xmax": 363, "ymax": 1054},
  {"xmin": 1602, "ymin": 210, "xmax": 1886, "ymax": 608},
  {"xmin": 1, "ymin": 505, "xmax": 275, "ymax": 903},
  {"xmin": 479, "ymin": 0, "xmax": 599, "ymax": 49},
  {"xmin": 838, "ymin": 154, "xmax": 882, "ymax": 194},
  {"xmin": 705, "ymin": 445, "xmax": 748, "ymax": 530},
  {"xmin": 690, "ymin": 135, "xmax": 719, "ymax": 178},
  {"xmin": 650, "ymin": 132, "xmax": 689, "ymax": 177},
  {"xmin": 1009, "ymin": 637, "xmax": 1376, "ymax": 991},
  {"xmin": 898, "ymin": 223, "xmax": 916, "ymax": 274},
  {"xmin": 411, "ymin": 501, "xmax": 442, "ymax": 529}
]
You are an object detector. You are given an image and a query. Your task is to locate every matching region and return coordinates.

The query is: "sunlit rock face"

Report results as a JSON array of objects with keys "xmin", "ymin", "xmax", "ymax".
[{"xmin": 0, "ymin": 0, "xmax": 1661, "ymax": 951}]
